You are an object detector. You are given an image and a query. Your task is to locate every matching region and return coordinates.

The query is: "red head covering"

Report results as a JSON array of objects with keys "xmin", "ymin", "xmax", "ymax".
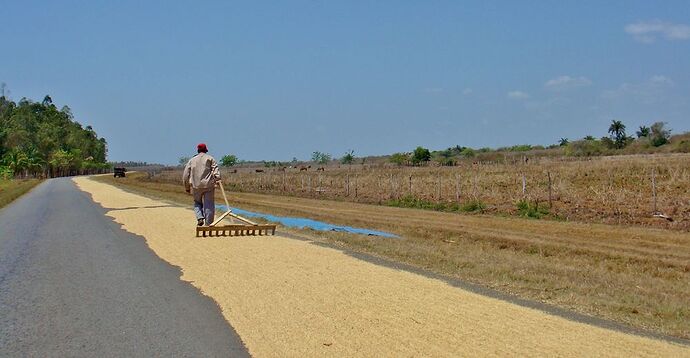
[{"xmin": 197, "ymin": 143, "xmax": 208, "ymax": 153}]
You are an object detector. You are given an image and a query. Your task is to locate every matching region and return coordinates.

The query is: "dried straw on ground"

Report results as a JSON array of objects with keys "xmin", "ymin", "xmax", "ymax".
[{"xmin": 74, "ymin": 177, "xmax": 689, "ymax": 357}]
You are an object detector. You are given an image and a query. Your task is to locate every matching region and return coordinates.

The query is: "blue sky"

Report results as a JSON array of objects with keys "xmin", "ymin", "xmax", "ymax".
[{"xmin": 1, "ymin": 1, "xmax": 689, "ymax": 164}]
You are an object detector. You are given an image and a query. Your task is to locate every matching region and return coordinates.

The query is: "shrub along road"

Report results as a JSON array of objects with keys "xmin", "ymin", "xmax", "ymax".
[
  {"xmin": 0, "ymin": 178, "xmax": 248, "ymax": 357},
  {"xmin": 71, "ymin": 176, "xmax": 688, "ymax": 356}
]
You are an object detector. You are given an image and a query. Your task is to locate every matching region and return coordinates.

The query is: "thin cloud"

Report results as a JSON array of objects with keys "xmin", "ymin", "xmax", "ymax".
[
  {"xmin": 462, "ymin": 88, "xmax": 473, "ymax": 95},
  {"xmin": 650, "ymin": 75, "xmax": 674, "ymax": 85},
  {"xmin": 601, "ymin": 75, "xmax": 674, "ymax": 104},
  {"xmin": 544, "ymin": 75, "xmax": 592, "ymax": 91},
  {"xmin": 423, "ymin": 87, "xmax": 444, "ymax": 93},
  {"xmin": 507, "ymin": 91, "xmax": 529, "ymax": 100},
  {"xmin": 625, "ymin": 20, "xmax": 690, "ymax": 43}
]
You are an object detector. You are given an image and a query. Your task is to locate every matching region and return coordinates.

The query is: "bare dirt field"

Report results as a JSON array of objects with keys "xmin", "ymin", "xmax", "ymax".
[{"xmin": 74, "ymin": 177, "xmax": 689, "ymax": 356}]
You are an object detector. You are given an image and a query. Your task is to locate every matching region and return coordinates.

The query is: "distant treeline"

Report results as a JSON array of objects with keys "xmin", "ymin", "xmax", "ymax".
[
  {"xmin": 111, "ymin": 161, "xmax": 162, "ymax": 168},
  {"xmin": 0, "ymin": 94, "xmax": 110, "ymax": 179}
]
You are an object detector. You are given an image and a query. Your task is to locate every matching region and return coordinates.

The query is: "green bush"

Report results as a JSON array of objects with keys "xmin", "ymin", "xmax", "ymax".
[
  {"xmin": 389, "ymin": 152, "xmax": 409, "ymax": 166},
  {"xmin": 0, "ymin": 166, "xmax": 12, "ymax": 180},
  {"xmin": 516, "ymin": 199, "xmax": 549, "ymax": 219},
  {"xmin": 435, "ymin": 157, "xmax": 457, "ymax": 166},
  {"xmin": 387, "ymin": 195, "xmax": 449, "ymax": 211},
  {"xmin": 460, "ymin": 199, "xmax": 485, "ymax": 212},
  {"xmin": 565, "ymin": 139, "xmax": 607, "ymax": 157},
  {"xmin": 385, "ymin": 195, "xmax": 487, "ymax": 213},
  {"xmin": 460, "ymin": 148, "xmax": 475, "ymax": 157},
  {"xmin": 411, "ymin": 146, "xmax": 431, "ymax": 165},
  {"xmin": 221, "ymin": 154, "xmax": 238, "ymax": 167},
  {"xmin": 649, "ymin": 122, "xmax": 671, "ymax": 147}
]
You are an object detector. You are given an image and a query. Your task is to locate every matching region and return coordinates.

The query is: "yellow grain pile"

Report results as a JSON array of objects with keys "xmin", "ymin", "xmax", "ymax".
[{"xmin": 74, "ymin": 177, "xmax": 689, "ymax": 357}]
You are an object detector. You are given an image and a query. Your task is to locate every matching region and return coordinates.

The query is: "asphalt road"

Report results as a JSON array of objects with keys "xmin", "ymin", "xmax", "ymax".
[{"xmin": 0, "ymin": 178, "xmax": 249, "ymax": 357}]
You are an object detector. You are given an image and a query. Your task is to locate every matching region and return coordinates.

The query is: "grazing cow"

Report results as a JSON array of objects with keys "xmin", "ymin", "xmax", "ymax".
[
  {"xmin": 255, "ymin": 169, "xmax": 264, "ymax": 173},
  {"xmin": 316, "ymin": 167, "xmax": 325, "ymax": 171},
  {"xmin": 231, "ymin": 169, "xmax": 237, "ymax": 173},
  {"xmin": 299, "ymin": 166, "xmax": 311, "ymax": 171}
]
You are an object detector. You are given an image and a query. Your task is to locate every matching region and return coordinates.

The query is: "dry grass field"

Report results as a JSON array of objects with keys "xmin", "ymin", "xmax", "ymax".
[
  {"xmin": 0, "ymin": 179, "xmax": 41, "ymax": 209},
  {"xmin": 155, "ymin": 153, "xmax": 689, "ymax": 230},
  {"xmin": 96, "ymin": 171, "xmax": 690, "ymax": 340}
]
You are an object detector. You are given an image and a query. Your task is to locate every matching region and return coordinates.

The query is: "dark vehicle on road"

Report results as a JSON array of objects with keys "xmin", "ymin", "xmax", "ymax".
[{"xmin": 114, "ymin": 167, "xmax": 126, "ymax": 178}]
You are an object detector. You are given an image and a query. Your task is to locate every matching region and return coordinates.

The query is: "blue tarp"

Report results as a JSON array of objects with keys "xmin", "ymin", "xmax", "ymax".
[{"xmin": 216, "ymin": 205, "xmax": 400, "ymax": 239}]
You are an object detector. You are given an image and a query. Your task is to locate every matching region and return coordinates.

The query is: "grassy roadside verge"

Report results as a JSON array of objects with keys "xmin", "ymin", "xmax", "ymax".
[
  {"xmin": 0, "ymin": 179, "xmax": 42, "ymax": 209},
  {"xmin": 93, "ymin": 173, "xmax": 690, "ymax": 340}
]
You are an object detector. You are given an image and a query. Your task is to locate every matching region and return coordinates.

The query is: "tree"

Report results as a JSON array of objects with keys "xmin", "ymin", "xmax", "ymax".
[
  {"xmin": 584, "ymin": 135, "xmax": 595, "ymax": 141},
  {"xmin": 0, "ymin": 94, "xmax": 109, "ymax": 177},
  {"xmin": 311, "ymin": 151, "xmax": 331, "ymax": 165},
  {"xmin": 559, "ymin": 138, "xmax": 569, "ymax": 146},
  {"xmin": 25, "ymin": 147, "xmax": 45, "ymax": 177},
  {"xmin": 178, "ymin": 156, "xmax": 190, "ymax": 166},
  {"xmin": 649, "ymin": 122, "xmax": 671, "ymax": 147},
  {"xmin": 318, "ymin": 153, "xmax": 331, "ymax": 164},
  {"xmin": 636, "ymin": 126, "xmax": 650, "ymax": 138},
  {"xmin": 340, "ymin": 150, "xmax": 355, "ymax": 165},
  {"xmin": 411, "ymin": 146, "xmax": 431, "ymax": 165},
  {"xmin": 220, "ymin": 154, "xmax": 238, "ymax": 167},
  {"xmin": 49, "ymin": 149, "xmax": 72, "ymax": 177},
  {"xmin": 2, "ymin": 150, "xmax": 28, "ymax": 176},
  {"xmin": 389, "ymin": 152, "xmax": 409, "ymax": 166},
  {"xmin": 600, "ymin": 136, "xmax": 616, "ymax": 149},
  {"xmin": 608, "ymin": 120, "xmax": 629, "ymax": 149},
  {"xmin": 460, "ymin": 148, "xmax": 475, "ymax": 158}
]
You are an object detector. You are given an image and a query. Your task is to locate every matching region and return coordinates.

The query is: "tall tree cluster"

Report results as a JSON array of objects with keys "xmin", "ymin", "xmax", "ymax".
[{"xmin": 0, "ymin": 94, "xmax": 109, "ymax": 178}]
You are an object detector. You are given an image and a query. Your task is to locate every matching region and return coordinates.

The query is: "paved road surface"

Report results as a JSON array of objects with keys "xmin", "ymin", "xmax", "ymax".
[{"xmin": 0, "ymin": 178, "xmax": 249, "ymax": 357}]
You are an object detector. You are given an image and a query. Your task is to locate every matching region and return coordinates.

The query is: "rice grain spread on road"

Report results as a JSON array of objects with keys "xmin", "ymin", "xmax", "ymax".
[{"xmin": 74, "ymin": 177, "xmax": 689, "ymax": 357}]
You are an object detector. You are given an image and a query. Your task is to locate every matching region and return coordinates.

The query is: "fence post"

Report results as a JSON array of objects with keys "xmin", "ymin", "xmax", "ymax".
[
  {"xmin": 455, "ymin": 174, "xmax": 460, "ymax": 203},
  {"xmin": 437, "ymin": 172, "xmax": 441, "ymax": 202},
  {"xmin": 652, "ymin": 168, "xmax": 657, "ymax": 213},
  {"xmin": 473, "ymin": 174, "xmax": 478, "ymax": 199},
  {"xmin": 378, "ymin": 176, "xmax": 382, "ymax": 202},
  {"xmin": 346, "ymin": 172, "xmax": 350, "ymax": 197},
  {"xmin": 354, "ymin": 174, "xmax": 358, "ymax": 198},
  {"xmin": 521, "ymin": 173, "xmax": 526, "ymax": 196},
  {"xmin": 547, "ymin": 171, "xmax": 553, "ymax": 208},
  {"xmin": 409, "ymin": 175, "xmax": 413, "ymax": 195}
]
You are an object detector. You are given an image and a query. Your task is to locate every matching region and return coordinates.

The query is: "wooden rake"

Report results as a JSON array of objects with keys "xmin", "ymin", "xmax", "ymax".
[{"xmin": 196, "ymin": 181, "xmax": 276, "ymax": 237}]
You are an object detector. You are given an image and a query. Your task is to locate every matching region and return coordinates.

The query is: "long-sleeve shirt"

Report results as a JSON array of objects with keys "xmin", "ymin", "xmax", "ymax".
[{"xmin": 182, "ymin": 153, "xmax": 221, "ymax": 191}]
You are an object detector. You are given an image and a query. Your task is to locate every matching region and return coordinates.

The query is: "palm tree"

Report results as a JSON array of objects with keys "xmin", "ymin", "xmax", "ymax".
[
  {"xmin": 24, "ymin": 148, "xmax": 45, "ymax": 177},
  {"xmin": 558, "ymin": 138, "xmax": 569, "ymax": 146},
  {"xmin": 636, "ymin": 126, "xmax": 650, "ymax": 138},
  {"xmin": 608, "ymin": 120, "xmax": 628, "ymax": 149},
  {"xmin": 2, "ymin": 150, "xmax": 29, "ymax": 177}
]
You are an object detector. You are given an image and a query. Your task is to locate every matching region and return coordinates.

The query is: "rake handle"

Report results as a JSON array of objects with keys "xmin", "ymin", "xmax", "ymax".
[
  {"xmin": 218, "ymin": 179, "xmax": 230, "ymax": 208},
  {"xmin": 217, "ymin": 180, "xmax": 259, "ymax": 226}
]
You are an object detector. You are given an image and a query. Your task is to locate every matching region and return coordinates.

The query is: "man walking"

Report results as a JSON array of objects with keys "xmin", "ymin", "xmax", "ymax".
[{"xmin": 183, "ymin": 143, "xmax": 221, "ymax": 226}]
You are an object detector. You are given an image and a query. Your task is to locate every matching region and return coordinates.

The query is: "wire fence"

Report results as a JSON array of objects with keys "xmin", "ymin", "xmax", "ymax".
[{"xmin": 154, "ymin": 154, "xmax": 689, "ymax": 230}]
